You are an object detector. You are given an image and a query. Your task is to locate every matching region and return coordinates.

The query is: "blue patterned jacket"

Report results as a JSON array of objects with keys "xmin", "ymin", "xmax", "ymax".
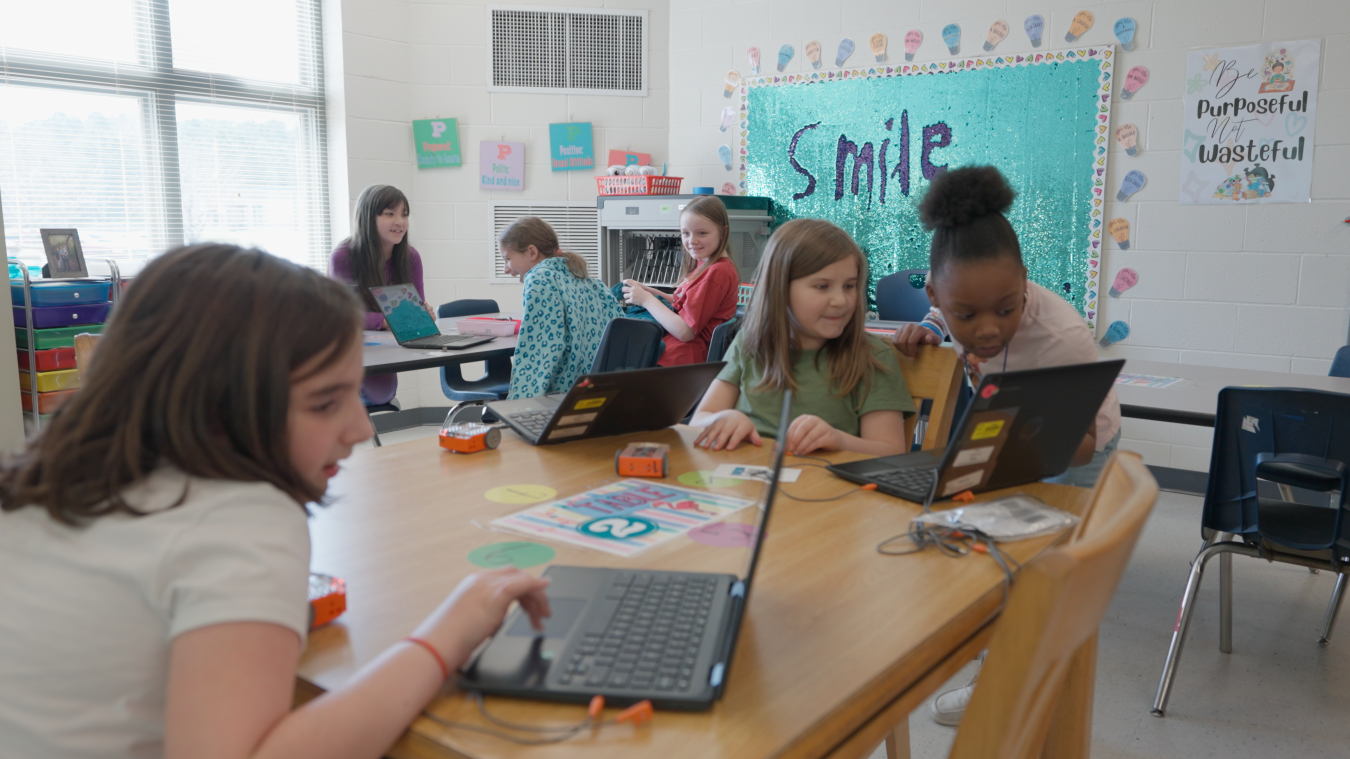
[{"xmin": 508, "ymin": 256, "xmax": 622, "ymax": 399}]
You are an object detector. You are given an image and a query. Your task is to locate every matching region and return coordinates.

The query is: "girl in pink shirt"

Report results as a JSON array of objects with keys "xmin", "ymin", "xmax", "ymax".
[{"xmin": 892, "ymin": 165, "xmax": 1122, "ymax": 488}]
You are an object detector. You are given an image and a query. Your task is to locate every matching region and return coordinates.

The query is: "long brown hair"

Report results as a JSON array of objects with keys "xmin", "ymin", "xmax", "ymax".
[
  {"xmin": 741, "ymin": 218, "xmax": 886, "ymax": 397},
  {"xmin": 678, "ymin": 195, "xmax": 739, "ymax": 284},
  {"xmin": 0, "ymin": 245, "xmax": 363, "ymax": 525},
  {"xmin": 498, "ymin": 216, "xmax": 589, "ymax": 279},
  {"xmin": 342, "ymin": 184, "xmax": 412, "ymax": 312}
]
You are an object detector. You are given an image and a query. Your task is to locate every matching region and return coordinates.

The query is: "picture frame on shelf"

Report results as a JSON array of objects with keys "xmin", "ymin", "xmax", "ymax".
[{"xmin": 39, "ymin": 228, "xmax": 88, "ymax": 279}]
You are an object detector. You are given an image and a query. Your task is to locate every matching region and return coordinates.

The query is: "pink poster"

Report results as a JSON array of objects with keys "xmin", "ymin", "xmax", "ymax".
[{"xmin": 479, "ymin": 141, "xmax": 524, "ymax": 191}]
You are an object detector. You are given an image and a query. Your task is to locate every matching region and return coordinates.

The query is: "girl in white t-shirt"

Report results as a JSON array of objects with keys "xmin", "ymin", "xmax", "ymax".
[{"xmin": 0, "ymin": 245, "xmax": 551, "ymax": 759}]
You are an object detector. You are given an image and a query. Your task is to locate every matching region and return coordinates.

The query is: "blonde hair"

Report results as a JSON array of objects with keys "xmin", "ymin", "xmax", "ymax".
[
  {"xmin": 741, "ymin": 218, "xmax": 886, "ymax": 397},
  {"xmin": 678, "ymin": 195, "xmax": 739, "ymax": 284},
  {"xmin": 498, "ymin": 217, "xmax": 589, "ymax": 279}
]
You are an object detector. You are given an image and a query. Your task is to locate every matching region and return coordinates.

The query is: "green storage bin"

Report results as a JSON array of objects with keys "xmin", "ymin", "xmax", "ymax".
[{"xmin": 14, "ymin": 323, "xmax": 104, "ymax": 350}]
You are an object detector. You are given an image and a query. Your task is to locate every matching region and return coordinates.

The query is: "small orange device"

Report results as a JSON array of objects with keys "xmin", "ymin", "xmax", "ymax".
[
  {"xmin": 439, "ymin": 422, "xmax": 502, "ymax": 453},
  {"xmin": 308, "ymin": 573, "xmax": 347, "ymax": 630},
  {"xmin": 952, "ymin": 490, "xmax": 977, "ymax": 504},
  {"xmin": 615, "ymin": 442, "xmax": 669, "ymax": 478}
]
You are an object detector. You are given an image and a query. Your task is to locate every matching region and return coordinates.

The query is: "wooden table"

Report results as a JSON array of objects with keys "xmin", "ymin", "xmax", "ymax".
[
  {"xmin": 1117, "ymin": 358, "xmax": 1350, "ymax": 427},
  {"xmin": 300, "ymin": 426, "xmax": 1091, "ymax": 759},
  {"xmin": 362, "ymin": 316, "xmax": 518, "ymax": 376}
]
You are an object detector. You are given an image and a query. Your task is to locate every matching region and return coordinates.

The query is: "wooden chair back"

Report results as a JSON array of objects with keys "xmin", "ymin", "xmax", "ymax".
[
  {"xmin": 73, "ymin": 333, "xmax": 101, "ymax": 383},
  {"xmin": 892, "ymin": 344, "xmax": 962, "ymax": 450},
  {"xmin": 949, "ymin": 452, "xmax": 1158, "ymax": 759}
]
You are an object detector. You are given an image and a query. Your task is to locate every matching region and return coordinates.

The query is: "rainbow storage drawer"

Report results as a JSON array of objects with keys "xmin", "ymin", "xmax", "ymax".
[
  {"xmin": 14, "ymin": 324, "xmax": 105, "ymax": 351},
  {"xmin": 17, "ymin": 348, "xmax": 78, "ymax": 373},
  {"xmin": 19, "ymin": 368, "xmax": 80, "ymax": 393},
  {"xmin": 20, "ymin": 389, "xmax": 76, "ymax": 414},
  {"xmin": 9, "ymin": 281, "xmax": 110, "ymax": 307},
  {"xmin": 13, "ymin": 303, "xmax": 111, "ymax": 329}
]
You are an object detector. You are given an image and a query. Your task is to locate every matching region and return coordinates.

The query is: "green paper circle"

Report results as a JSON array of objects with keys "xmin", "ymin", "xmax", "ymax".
[
  {"xmin": 577, "ymin": 516, "xmax": 658, "ymax": 540},
  {"xmin": 678, "ymin": 470, "xmax": 741, "ymax": 488},
  {"xmin": 468, "ymin": 541, "xmax": 556, "ymax": 569}
]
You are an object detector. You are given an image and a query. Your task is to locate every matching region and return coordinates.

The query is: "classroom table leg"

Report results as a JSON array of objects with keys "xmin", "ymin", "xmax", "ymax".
[{"xmin": 884, "ymin": 720, "xmax": 911, "ymax": 759}]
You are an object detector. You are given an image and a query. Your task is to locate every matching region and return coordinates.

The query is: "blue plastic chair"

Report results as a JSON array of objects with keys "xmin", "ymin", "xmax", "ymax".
[
  {"xmin": 1151, "ymin": 387, "xmax": 1350, "ymax": 716},
  {"xmin": 875, "ymin": 269, "xmax": 933, "ymax": 322},
  {"xmin": 706, "ymin": 317, "xmax": 740, "ymax": 363},
  {"xmin": 1330, "ymin": 345, "xmax": 1350, "ymax": 378},
  {"xmin": 590, "ymin": 318, "xmax": 665, "ymax": 373},
  {"xmin": 436, "ymin": 299, "xmax": 512, "ymax": 402}
]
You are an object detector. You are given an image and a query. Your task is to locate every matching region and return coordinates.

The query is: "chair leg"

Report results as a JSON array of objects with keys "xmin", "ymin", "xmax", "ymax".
[
  {"xmin": 884, "ymin": 718, "xmax": 910, "ymax": 759},
  {"xmin": 1219, "ymin": 551, "xmax": 1233, "ymax": 654},
  {"xmin": 1318, "ymin": 573, "xmax": 1347, "ymax": 647},
  {"xmin": 367, "ymin": 412, "xmax": 383, "ymax": 448},
  {"xmin": 1278, "ymin": 483, "xmax": 1295, "ymax": 502}
]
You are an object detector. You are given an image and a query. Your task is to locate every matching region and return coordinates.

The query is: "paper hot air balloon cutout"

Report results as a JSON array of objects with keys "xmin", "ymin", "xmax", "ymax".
[
  {"xmin": 746, "ymin": 46, "xmax": 760, "ymax": 75},
  {"xmin": 870, "ymin": 33, "xmax": 887, "ymax": 62},
  {"xmin": 1113, "ymin": 17, "xmax": 1137, "ymax": 51},
  {"xmin": 719, "ymin": 106, "xmax": 736, "ymax": 132},
  {"xmin": 777, "ymin": 44, "xmax": 794, "ymax": 72},
  {"xmin": 1115, "ymin": 124, "xmax": 1139, "ymax": 156},
  {"xmin": 984, "ymin": 20, "xmax": 1009, "ymax": 52},
  {"xmin": 1117, "ymin": 170, "xmax": 1146, "ymax": 201},
  {"xmin": 942, "ymin": 24, "xmax": 961, "ymax": 55},
  {"xmin": 717, "ymin": 145, "xmax": 732, "ymax": 171},
  {"xmin": 1024, "ymin": 15, "xmax": 1044, "ymax": 47},
  {"xmin": 1121, "ymin": 66, "xmax": 1150, "ymax": 99},
  {"xmin": 1109, "ymin": 268, "xmax": 1138, "ymax": 298},
  {"xmin": 903, "ymin": 30, "xmax": 922, "ymax": 61},
  {"xmin": 835, "ymin": 38, "xmax": 855, "ymax": 67},
  {"xmin": 1107, "ymin": 218, "xmax": 1131, "ymax": 250},
  {"xmin": 722, "ymin": 70, "xmax": 740, "ymax": 98},
  {"xmin": 1099, "ymin": 320, "xmax": 1130, "ymax": 347},
  {"xmin": 1065, "ymin": 10, "xmax": 1094, "ymax": 42},
  {"xmin": 805, "ymin": 40, "xmax": 822, "ymax": 69}
]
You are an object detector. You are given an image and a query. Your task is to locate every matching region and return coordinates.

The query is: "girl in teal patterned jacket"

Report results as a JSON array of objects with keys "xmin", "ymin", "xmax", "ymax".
[{"xmin": 500, "ymin": 217, "xmax": 622, "ymax": 399}]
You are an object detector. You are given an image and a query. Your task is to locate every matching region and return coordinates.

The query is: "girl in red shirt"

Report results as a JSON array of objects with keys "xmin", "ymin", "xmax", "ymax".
[{"xmin": 622, "ymin": 195, "xmax": 740, "ymax": 366}]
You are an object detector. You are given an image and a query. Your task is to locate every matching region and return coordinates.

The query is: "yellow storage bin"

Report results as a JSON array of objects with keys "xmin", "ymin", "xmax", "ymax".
[{"xmin": 18, "ymin": 368, "xmax": 80, "ymax": 393}]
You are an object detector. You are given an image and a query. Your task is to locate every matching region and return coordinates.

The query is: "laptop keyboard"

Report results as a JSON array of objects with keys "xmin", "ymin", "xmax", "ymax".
[
  {"xmin": 508, "ymin": 410, "xmax": 552, "ymax": 437},
  {"xmin": 557, "ymin": 573, "xmax": 717, "ymax": 693},
  {"xmin": 403, "ymin": 334, "xmax": 483, "ymax": 348},
  {"xmin": 869, "ymin": 466, "xmax": 939, "ymax": 499}
]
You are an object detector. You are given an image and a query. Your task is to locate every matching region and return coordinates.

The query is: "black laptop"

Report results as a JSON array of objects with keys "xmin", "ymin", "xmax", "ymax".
[
  {"xmin": 460, "ymin": 391, "xmax": 790, "ymax": 710},
  {"xmin": 369, "ymin": 283, "xmax": 493, "ymax": 350},
  {"xmin": 829, "ymin": 360, "xmax": 1124, "ymax": 503},
  {"xmin": 487, "ymin": 363, "xmax": 723, "ymax": 445}
]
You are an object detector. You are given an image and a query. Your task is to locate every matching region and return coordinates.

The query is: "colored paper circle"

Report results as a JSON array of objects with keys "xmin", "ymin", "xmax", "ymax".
[
  {"xmin": 577, "ymin": 516, "xmax": 658, "ymax": 540},
  {"xmin": 689, "ymin": 522, "xmax": 759, "ymax": 548},
  {"xmin": 678, "ymin": 471, "xmax": 742, "ymax": 488},
  {"xmin": 468, "ymin": 541, "xmax": 556, "ymax": 569},
  {"xmin": 485, "ymin": 485, "xmax": 557, "ymax": 504}
]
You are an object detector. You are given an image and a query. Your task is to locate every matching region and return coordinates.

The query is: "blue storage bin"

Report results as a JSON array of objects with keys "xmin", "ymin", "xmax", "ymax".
[
  {"xmin": 9, "ymin": 281, "xmax": 110, "ymax": 307},
  {"xmin": 13, "ymin": 302, "xmax": 111, "ymax": 328}
]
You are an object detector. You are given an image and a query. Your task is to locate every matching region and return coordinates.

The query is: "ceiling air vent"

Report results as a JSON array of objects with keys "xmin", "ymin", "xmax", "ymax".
[
  {"xmin": 489, "ymin": 203, "xmax": 599, "ymax": 284},
  {"xmin": 488, "ymin": 6, "xmax": 647, "ymax": 96}
]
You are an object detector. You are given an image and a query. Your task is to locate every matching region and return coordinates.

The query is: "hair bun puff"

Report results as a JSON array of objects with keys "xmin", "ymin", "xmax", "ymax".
[{"xmin": 918, "ymin": 165, "xmax": 1016, "ymax": 231}]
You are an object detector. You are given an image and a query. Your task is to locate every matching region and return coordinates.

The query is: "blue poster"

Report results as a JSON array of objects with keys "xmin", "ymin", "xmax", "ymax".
[
  {"xmin": 739, "ymin": 49, "xmax": 1114, "ymax": 329},
  {"xmin": 548, "ymin": 122, "xmax": 594, "ymax": 172}
]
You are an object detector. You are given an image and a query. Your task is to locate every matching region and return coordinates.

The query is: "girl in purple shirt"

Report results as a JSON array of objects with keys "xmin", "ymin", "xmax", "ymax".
[{"xmin": 328, "ymin": 185, "xmax": 424, "ymax": 405}]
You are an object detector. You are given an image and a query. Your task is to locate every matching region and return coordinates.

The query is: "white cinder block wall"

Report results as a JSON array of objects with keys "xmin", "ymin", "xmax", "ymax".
[
  {"xmin": 669, "ymin": 0, "xmax": 1350, "ymax": 471},
  {"xmin": 333, "ymin": 0, "xmax": 671, "ymax": 408}
]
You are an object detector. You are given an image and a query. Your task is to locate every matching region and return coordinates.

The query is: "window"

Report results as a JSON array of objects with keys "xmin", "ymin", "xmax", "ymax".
[{"xmin": 0, "ymin": 0, "xmax": 329, "ymax": 271}]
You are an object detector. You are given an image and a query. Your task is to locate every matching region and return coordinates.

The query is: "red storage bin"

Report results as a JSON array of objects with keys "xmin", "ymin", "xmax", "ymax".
[
  {"xmin": 17, "ymin": 348, "xmax": 78, "ymax": 373},
  {"xmin": 20, "ymin": 389, "xmax": 77, "ymax": 414}
]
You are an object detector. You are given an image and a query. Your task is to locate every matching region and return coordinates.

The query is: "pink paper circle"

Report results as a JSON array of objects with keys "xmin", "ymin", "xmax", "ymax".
[{"xmin": 689, "ymin": 522, "xmax": 759, "ymax": 548}]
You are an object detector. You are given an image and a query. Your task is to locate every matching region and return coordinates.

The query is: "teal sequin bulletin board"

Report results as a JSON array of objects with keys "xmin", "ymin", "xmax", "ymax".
[{"xmin": 737, "ymin": 47, "xmax": 1115, "ymax": 331}]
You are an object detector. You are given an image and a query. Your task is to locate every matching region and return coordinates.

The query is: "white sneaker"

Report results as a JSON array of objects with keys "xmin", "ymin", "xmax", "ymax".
[{"xmin": 930, "ymin": 683, "xmax": 976, "ymax": 726}]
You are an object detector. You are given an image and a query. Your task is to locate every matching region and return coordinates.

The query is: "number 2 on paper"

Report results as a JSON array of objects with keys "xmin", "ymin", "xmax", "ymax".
[{"xmin": 578, "ymin": 516, "xmax": 658, "ymax": 540}]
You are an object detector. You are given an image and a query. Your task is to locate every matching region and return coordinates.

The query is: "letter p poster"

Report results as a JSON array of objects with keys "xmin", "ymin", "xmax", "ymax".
[{"xmin": 1180, "ymin": 39, "xmax": 1319, "ymax": 204}]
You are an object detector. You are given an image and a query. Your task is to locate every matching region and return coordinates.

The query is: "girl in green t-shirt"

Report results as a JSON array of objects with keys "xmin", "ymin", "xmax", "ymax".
[{"xmin": 690, "ymin": 219, "xmax": 915, "ymax": 456}]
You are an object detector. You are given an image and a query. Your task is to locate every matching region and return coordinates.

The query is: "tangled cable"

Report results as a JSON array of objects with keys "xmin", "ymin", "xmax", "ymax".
[{"xmin": 420, "ymin": 692, "xmax": 652, "ymax": 745}]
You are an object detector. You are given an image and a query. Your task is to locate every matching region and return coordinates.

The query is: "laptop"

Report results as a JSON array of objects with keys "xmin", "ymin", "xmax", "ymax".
[
  {"xmin": 368, "ymin": 283, "xmax": 493, "ymax": 350},
  {"xmin": 487, "ymin": 363, "xmax": 723, "ymax": 445},
  {"xmin": 460, "ymin": 391, "xmax": 792, "ymax": 710},
  {"xmin": 829, "ymin": 359, "xmax": 1125, "ymax": 503}
]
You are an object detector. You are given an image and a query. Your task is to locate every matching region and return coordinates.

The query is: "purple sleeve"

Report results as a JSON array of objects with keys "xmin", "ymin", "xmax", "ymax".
[{"xmin": 329, "ymin": 242, "xmax": 384, "ymax": 331}]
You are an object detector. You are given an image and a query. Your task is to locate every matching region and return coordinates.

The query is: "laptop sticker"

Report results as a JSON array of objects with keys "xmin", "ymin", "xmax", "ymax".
[
  {"xmin": 971, "ymin": 420, "xmax": 1005, "ymax": 440},
  {"xmin": 953, "ymin": 445, "xmax": 995, "ymax": 467},
  {"xmin": 942, "ymin": 470, "xmax": 987, "ymax": 497},
  {"xmin": 557, "ymin": 412, "xmax": 598, "ymax": 425},
  {"xmin": 547, "ymin": 426, "xmax": 588, "ymax": 440},
  {"xmin": 574, "ymin": 397, "xmax": 606, "ymax": 410}
]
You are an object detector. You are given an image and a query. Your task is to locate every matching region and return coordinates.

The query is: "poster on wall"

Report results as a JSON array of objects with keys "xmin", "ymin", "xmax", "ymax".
[
  {"xmin": 479, "ymin": 141, "xmax": 524, "ymax": 191},
  {"xmin": 549, "ymin": 122, "xmax": 594, "ymax": 171},
  {"xmin": 742, "ymin": 48, "xmax": 1114, "ymax": 329},
  {"xmin": 413, "ymin": 118, "xmax": 461, "ymax": 168},
  {"xmin": 1180, "ymin": 39, "xmax": 1320, "ymax": 204}
]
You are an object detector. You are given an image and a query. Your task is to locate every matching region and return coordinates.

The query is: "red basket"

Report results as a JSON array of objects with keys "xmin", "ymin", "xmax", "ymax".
[{"xmin": 595, "ymin": 175, "xmax": 684, "ymax": 196}]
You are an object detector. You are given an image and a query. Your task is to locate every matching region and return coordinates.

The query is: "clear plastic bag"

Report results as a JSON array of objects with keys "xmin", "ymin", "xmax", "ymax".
[{"xmin": 913, "ymin": 494, "xmax": 1078, "ymax": 542}]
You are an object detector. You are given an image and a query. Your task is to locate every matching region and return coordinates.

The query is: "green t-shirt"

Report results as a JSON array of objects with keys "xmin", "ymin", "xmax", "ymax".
[{"xmin": 715, "ymin": 332, "xmax": 916, "ymax": 438}]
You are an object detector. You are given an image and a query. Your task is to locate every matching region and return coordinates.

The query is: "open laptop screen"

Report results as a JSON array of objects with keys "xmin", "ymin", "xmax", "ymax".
[{"xmin": 370, "ymin": 284, "xmax": 438, "ymax": 341}]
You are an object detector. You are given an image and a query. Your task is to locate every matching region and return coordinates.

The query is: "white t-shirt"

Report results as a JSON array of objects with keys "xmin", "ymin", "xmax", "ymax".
[{"xmin": 0, "ymin": 469, "xmax": 311, "ymax": 759}]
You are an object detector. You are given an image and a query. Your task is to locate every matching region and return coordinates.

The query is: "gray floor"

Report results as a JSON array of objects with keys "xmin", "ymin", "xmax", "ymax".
[
  {"xmin": 355, "ymin": 430, "xmax": 1348, "ymax": 756},
  {"xmin": 870, "ymin": 489, "xmax": 1349, "ymax": 759}
]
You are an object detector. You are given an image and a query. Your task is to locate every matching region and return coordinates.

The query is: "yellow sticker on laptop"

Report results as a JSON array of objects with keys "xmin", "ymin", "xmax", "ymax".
[
  {"xmin": 574, "ymin": 397, "xmax": 606, "ymax": 410},
  {"xmin": 971, "ymin": 420, "xmax": 1005, "ymax": 440}
]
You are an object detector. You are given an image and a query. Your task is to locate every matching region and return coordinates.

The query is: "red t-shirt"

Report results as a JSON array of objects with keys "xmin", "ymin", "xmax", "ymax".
[{"xmin": 658, "ymin": 257, "xmax": 739, "ymax": 366}]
